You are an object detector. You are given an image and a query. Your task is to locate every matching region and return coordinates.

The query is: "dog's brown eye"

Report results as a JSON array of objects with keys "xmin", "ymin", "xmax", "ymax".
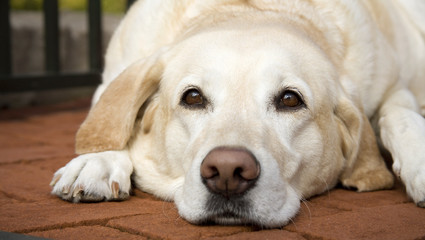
[
  {"xmin": 181, "ymin": 89, "xmax": 205, "ymax": 108},
  {"xmin": 276, "ymin": 90, "xmax": 304, "ymax": 110}
]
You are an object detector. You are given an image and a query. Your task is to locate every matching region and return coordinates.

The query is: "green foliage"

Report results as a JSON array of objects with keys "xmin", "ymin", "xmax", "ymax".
[
  {"xmin": 60, "ymin": 0, "xmax": 86, "ymax": 11},
  {"xmin": 11, "ymin": 0, "xmax": 43, "ymax": 10},
  {"xmin": 11, "ymin": 0, "xmax": 127, "ymax": 13},
  {"xmin": 103, "ymin": 0, "xmax": 126, "ymax": 13}
]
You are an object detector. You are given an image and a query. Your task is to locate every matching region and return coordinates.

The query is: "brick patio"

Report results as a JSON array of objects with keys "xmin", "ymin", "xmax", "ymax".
[{"xmin": 1, "ymin": 98, "xmax": 424, "ymax": 240}]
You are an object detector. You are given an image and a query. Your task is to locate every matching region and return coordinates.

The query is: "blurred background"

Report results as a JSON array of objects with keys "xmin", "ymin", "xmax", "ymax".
[
  {"xmin": 11, "ymin": 0, "xmax": 127, "ymax": 12},
  {"xmin": 1, "ymin": 0, "xmax": 134, "ymax": 109}
]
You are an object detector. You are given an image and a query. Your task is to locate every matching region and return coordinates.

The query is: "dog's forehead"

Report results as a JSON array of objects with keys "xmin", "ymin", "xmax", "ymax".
[
  {"xmin": 172, "ymin": 25, "xmax": 330, "ymax": 72},
  {"xmin": 171, "ymin": 26, "xmax": 311, "ymax": 70},
  {"xmin": 160, "ymin": 22, "xmax": 337, "ymax": 107}
]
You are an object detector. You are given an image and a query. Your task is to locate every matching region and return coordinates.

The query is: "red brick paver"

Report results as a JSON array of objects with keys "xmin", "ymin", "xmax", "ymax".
[{"xmin": 1, "ymin": 99, "xmax": 424, "ymax": 240}]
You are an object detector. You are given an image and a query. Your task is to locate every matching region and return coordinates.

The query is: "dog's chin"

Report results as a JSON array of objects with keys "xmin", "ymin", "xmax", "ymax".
[
  {"xmin": 196, "ymin": 193, "xmax": 275, "ymax": 227},
  {"xmin": 175, "ymin": 180, "xmax": 300, "ymax": 228},
  {"xmin": 202, "ymin": 213, "xmax": 252, "ymax": 226},
  {"xmin": 179, "ymin": 197, "xmax": 295, "ymax": 228},
  {"xmin": 187, "ymin": 193, "xmax": 249, "ymax": 225},
  {"xmin": 198, "ymin": 211, "xmax": 289, "ymax": 228}
]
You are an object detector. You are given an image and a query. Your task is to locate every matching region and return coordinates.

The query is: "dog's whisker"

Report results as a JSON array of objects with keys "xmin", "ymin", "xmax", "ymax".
[
  {"xmin": 160, "ymin": 187, "xmax": 183, "ymax": 223},
  {"xmin": 318, "ymin": 176, "xmax": 332, "ymax": 201},
  {"xmin": 300, "ymin": 198, "xmax": 312, "ymax": 223},
  {"xmin": 287, "ymin": 217, "xmax": 298, "ymax": 231}
]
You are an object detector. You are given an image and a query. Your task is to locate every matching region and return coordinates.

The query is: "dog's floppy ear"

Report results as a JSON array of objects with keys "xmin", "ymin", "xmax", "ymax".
[
  {"xmin": 335, "ymin": 93, "xmax": 394, "ymax": 191},
  {"xmin": 75, "ymin": 52, "xmax": 165, "ymax": 154}
]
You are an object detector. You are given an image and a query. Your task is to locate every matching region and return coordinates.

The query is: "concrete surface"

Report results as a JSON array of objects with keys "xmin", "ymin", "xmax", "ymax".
[{"xmin": 0, "ymin": 98, "xmax": 424, "ymax": 240}]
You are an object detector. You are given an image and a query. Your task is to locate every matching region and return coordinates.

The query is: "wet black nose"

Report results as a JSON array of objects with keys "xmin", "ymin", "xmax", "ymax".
[{"xmin": 200, "ymin": 147, "xmax": 260, "ymax": 198}]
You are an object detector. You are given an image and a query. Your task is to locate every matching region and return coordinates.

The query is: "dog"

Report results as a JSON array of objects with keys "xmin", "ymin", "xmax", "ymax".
[{"xmin": 51, "ymin": 0, "xmax": 425, "ymax": 227}]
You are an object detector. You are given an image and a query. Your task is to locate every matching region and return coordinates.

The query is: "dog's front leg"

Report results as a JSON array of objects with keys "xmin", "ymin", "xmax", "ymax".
[
  {"xmin": 377, "ymin": 88, "xmax": 425, "ymax": 207},
  {"xmin": 50, "ymin": 150, "xmax": 133, "ymax": 202}
]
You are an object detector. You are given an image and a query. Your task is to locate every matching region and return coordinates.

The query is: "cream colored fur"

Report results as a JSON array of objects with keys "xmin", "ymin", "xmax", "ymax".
[{"xmin": 51, "ymin": 0, "xmax": 425, "ymax": 227}]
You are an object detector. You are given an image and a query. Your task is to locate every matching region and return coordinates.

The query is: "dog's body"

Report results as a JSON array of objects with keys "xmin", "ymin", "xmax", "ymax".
[{"xmin": 51, "ymin": 0, "xmax": 425, "ymax": 227}]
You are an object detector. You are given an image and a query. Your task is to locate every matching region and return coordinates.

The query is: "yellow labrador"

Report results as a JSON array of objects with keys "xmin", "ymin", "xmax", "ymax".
[{"xmin": 51, "ymin": 0, "xmax": 425, "ymax": 227}]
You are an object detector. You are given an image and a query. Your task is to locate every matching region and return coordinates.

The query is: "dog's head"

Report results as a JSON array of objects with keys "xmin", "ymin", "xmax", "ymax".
[{"xmin": 76, "ymin": 16, "xmax": 393, "ymax": 227}]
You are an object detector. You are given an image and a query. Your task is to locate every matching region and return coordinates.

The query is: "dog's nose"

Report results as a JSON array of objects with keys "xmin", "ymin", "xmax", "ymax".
[{"xmin": 201, "ymin": 147, "xmax": 260, "ymax": 198}]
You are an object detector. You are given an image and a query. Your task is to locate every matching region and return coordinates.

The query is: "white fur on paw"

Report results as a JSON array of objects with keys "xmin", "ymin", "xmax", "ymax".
[
  {"xmin": 398, "ymin": 162, "xmax": 425, "ymax": 208},
  {"xmin": 50, "ymin": 151, "xmax": 133, "ymax": 202},
  {"xmin": 379, "ymin": 108, "xmax": 425, "ymax": 208},
  {"xmin": 406, "ymin": 172, "xmax": 425, "ymax": 207}
]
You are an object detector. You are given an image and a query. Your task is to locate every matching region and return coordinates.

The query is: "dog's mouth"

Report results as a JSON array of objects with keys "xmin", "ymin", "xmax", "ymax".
[{"xmin": 200, "ymin": 193, "xmax": 257, "ymax": 226}]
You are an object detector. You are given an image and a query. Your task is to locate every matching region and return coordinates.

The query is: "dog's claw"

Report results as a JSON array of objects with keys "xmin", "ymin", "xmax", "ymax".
[
  {"xmin": 111, "ymin": 181, "xmax": 120, "ymax": 199},
  {"xmin": 418, "ymin": 200, "xmax": 425, "ymax": 208},
  {"xmin": 73, "ymin": 185, "xmax": 84, "ymax": 198},
  {"xmin": 50, "ymin": 174, "xmax": 62, "ymax": 187},
  {"xmin": 62, "ymin": 186, "xmax": 71, "ymax": 194}
]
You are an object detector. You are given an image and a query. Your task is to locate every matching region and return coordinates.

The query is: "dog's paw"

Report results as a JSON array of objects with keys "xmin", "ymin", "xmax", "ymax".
[
  {"xmin": 50, "ymin": 151, "xmax": 133, "ymax": 202},
  {"xmin": 395, "ymin": 161, "xmax": 425, "ymax": 208},
  {"xmin": 341, "ymin": 167, "xmax": 394, "ymax": 192},
  {"xmin": 405, "ymin": 172, "xmax": 425, "ymax": 208}
]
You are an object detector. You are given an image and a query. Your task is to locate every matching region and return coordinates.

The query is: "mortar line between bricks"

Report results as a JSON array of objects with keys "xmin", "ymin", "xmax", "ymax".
[
  {"xmin": 0, "ymin": 154, "xmax": 77, "ymax": 166},
  {"xmin": 15, "ymin": 213, "xmax": 147, "ymax": 234},
  {"xmin": 301, "ymin": 232, "xmax": 330, "ymax": 240},
  {"xmin": 283, "ymin": 226, "xmax": 328, "ymax": 240},
  {"xmin": 105, "ymin": 225, "xmax": 156, "ymax": 239},
  {"xmin": 0, "ymin": 189, "xmax": 37, "ymax": 203},
  {"xmin": 108, "ymin": 223, "xmax": 242, "ymax": 240},
  {"xmin": 104, "ymin": 212, "xmax": 190, "ymax": 240},
  {"xmin": 105, "ymin": 223, "xmax": 162, "ymax": 240}
]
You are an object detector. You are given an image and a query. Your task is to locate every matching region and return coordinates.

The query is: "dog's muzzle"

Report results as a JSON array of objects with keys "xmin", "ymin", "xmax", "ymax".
[{"xmin": 198, "ymin": 146, "xmax": 261, "ymax": 223}]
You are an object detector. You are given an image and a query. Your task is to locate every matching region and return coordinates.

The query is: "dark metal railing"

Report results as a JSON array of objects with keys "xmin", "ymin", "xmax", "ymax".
[
  {"xmin": 0, "ymin": 0, "xmax": 12, "ymax": 75},
  {"xmin": 44, "ymin": 0, "xmax": 60, "ymax": 73},
  {"xmin": 0, "ymin": 0, "xmax": 136, "ymax": 93}
]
